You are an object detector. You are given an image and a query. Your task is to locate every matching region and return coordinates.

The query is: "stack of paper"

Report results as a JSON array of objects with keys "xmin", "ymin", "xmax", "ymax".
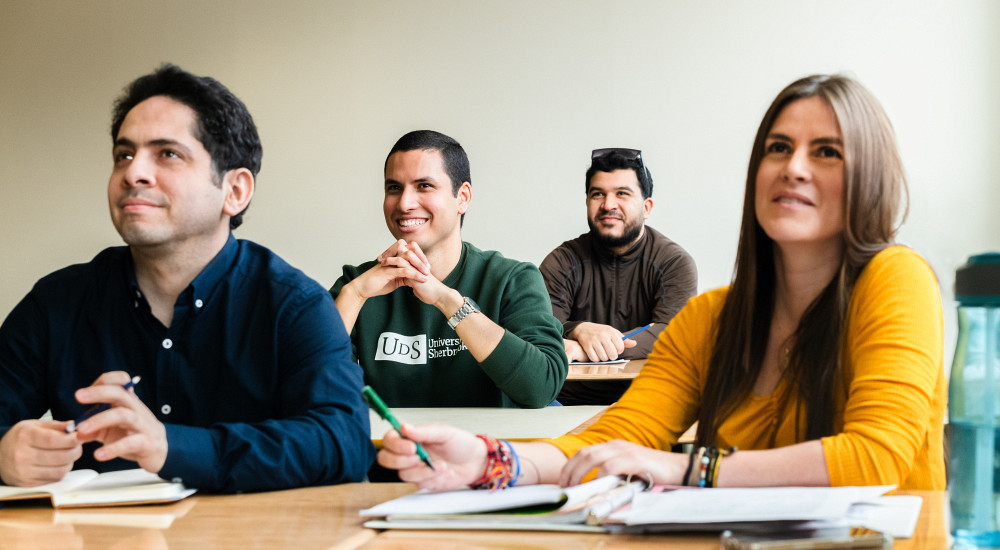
[{"xmin": 361, "ymin": 480, "xmax": 922, "ymax": 538}]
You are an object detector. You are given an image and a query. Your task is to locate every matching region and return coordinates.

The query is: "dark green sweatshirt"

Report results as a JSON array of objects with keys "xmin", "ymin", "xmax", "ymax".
[{"xmin": 331, "ymin": 242, "xmax": 567, "ymax": 408}]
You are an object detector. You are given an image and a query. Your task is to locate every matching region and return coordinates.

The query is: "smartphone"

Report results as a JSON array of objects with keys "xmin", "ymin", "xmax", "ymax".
[{"xmin": 719, "ymin": 527, "xmax": 893, "ymax": 549}]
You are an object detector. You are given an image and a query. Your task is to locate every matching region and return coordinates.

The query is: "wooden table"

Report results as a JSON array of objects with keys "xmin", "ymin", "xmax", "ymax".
[
  {"xmin": 0, "ymin": 486, "xmax": 948, "ymax": 549},
  {"xmin": 0, "ymin": 407, "xmax": 947, "ymax": 549},
  {"xmin": 0, "ymin": 483, "xmax": 405, "ymax": 550},
  {"xmin": 567, "ymin": 359, "xmax": 646, "ymax": 380}
]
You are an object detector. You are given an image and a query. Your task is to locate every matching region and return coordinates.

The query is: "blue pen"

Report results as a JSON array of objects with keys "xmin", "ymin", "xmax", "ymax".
[
  {"xmin": 65, "ymin": 376, "xmax": 141, "ymax": 433},
  {"xmin": 622, "ymin": 323, "xmax": 654, "ymax": 340}
]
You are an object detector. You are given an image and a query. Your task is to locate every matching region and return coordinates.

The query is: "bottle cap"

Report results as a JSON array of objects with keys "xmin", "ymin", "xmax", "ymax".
[{"xmin": 955, "ymin": 252, "xmax": 1000, "ymax": 305}]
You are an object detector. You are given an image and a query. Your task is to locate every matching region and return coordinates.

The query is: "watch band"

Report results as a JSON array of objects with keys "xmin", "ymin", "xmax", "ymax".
[{"xmin": 447, "ymin": 297, "xmax": 480, "ymax": 330}]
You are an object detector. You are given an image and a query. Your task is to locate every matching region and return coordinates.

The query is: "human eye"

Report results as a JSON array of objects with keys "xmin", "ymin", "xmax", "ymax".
[
  {"xmin": 588, "ymin": 191, "xmax": 604, "ymax": 199},
  {"xmin": 160, "ymin": 149, "xmax": 181, "ymax": 160},
  {"xmin": 384, "ymin": 183, "xmax": 401, "ymax": 194},
  {"xmin": 816, "ymin": 145, "xmax": 843, "ymax": 159},
  {"xmin": 765, "ymin": 141, "xmax": 791, "ymax": 154},
  {"xmin": 112, "ymin": 149, "xmax": 134, "ymax": 164}
]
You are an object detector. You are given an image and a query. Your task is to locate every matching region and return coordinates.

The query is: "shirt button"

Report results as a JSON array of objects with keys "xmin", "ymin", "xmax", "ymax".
[
  {"xmin": 135, "ymin": 290, "xmax": 141, "ymax": 298},
  {"xmin": 133, "ymin": 301, "xmax": 138, "ymax": 308},
  {"xmin": 162, "ymin": 338, "xmax": 172, "ymax": 349},
  {"xmin": 161, "ymin": 404, "xmax": 172, "ymax": 415},
  {"xmin": 172, "ymin": 477, "xmax": 183, "ymax": 484},
  {"xmin": 195, "ymin": 299, "xmax": 203, "ymax": 309}
]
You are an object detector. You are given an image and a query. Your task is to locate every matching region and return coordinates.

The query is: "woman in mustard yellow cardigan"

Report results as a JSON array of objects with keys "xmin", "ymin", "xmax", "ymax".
[{"xmin": 378, "ymin": 74, "xmax": 946, "ymax": 491}]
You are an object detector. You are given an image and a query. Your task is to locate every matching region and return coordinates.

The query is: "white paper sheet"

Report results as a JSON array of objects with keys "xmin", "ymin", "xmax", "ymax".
[{"xmin": 619, "ymin": 485, "xmax": 893, "ymax": 524}]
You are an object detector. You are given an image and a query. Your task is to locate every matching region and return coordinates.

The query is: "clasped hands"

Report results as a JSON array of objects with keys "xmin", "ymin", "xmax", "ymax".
[
  {"xmin": 565, "ymin": 322, "xmax": 637, "ymax": 362},
  {"xmin": 354, "ymin": 239, "xmax": 450, "ymax": 307},
  {"xmin": 0, "ymin": 371, "xmax": 167, "ymax": 487}
]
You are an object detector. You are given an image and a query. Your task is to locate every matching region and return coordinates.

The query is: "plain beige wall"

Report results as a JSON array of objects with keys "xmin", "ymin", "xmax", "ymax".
[{"xmin": 2, "ymin": 1, "xmax": 998, "ymax": 360}]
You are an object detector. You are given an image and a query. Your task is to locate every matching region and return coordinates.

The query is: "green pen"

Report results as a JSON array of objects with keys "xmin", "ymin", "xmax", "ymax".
[{"xmin": 362, "ymin": 385, "xmax": 436, "ymax": 471}]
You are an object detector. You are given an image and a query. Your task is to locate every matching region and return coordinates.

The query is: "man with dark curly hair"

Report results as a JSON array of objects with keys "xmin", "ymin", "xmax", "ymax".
[
  {"xmin": 541, "ymin": 149, "xmax": 697, "ymax": 404},
  {"xmin": 0, "ymin": 65, "xmax": 374, "ymax": 492}
]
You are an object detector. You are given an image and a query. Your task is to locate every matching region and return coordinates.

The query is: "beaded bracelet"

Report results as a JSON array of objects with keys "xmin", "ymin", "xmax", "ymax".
[
  {"xmin": 685, "ymin": 446, "xmax": 706, "ymax": 486},
  {"xmin": 697, "ymin": 447, "xmax": 712, "ymax": 487},
  {"xmin": 686, "ymin": 445, "xmax": 737, "ymax": 487},
  {"xmin": 470, "ymin": 435, "xmax": 519, "ymax": 491}
]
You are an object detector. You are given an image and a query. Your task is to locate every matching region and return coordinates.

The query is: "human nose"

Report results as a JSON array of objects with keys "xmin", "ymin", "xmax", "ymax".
[
  {"xmin": 398, "ymin": 186, "xmax": 418, "ymax": 211},
  {"xmin": 783, "ymin": 148, "xmax": 811, "ymax": 183},
  {"xmin": 601, "ymin": 194, "xmax": 618, "ymax": 211},
  {"xmin": 122, "ymin": 151, "xmax": 155, "ymax": 188}
]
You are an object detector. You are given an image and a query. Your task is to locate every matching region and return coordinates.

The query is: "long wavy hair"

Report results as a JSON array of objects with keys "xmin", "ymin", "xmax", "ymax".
[{"xmin": 695, "ymin": 75, "xmax": 908, "ymax": 447}]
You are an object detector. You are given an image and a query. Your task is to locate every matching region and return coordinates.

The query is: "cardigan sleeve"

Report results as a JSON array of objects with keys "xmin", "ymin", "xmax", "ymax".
[
  {"xmin": 821, "ymin": 247, "xmax": 946, "ymax": 489},
  {"xmin": 548, "ymin": 288, "xmax": 725, "ymax": 456}
]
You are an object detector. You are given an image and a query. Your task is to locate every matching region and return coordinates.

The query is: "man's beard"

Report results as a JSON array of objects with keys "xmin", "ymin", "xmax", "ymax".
[{"xmin": 588, "ymin": 215, "xmax": 644, "ymax": 251}]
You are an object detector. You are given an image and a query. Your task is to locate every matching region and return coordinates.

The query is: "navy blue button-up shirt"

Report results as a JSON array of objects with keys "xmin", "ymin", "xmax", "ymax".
[{"xmin": 0, "ymin": 235, "xmax": 374, "ymax": 492}]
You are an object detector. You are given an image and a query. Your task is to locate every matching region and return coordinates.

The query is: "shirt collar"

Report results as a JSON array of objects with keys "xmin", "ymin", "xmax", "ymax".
[
  {"xmin": 124, "ymin": 234, "xmax": 239, "ymax": 313},
  {"xmin": 185, "ymin": 234, "xmax": 239, "ymax": 309}
]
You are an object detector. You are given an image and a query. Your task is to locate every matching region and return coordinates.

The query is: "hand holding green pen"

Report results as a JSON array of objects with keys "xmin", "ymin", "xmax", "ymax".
[{"xmin": 362, "ymin": 385, "xmax": 436, "ymax": 471}]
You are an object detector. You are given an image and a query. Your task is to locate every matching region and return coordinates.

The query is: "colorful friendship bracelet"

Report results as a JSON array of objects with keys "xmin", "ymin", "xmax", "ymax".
[{"xmin": 470, "ymin": 435, "xmax": 519, "ymax": 491}]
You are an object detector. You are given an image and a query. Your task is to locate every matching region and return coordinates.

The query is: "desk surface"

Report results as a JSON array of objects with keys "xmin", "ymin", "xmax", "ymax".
[
  {"xmin": 567, "ymin": 359, "xmax": 646, "ymax": 380},
  {"xmin": 370, "ymin": 406, "xmax": 607, "ymax": 442},
  {"xmin": 0, "ymin": 485, "xmax": 948, "ymax": 549},
  {"xmin": 0, "ymin": 483, "xmax": 400, "ymax": 550}
]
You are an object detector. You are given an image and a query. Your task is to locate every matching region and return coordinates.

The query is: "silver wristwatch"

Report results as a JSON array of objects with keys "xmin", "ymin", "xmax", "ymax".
[{"xmin": 447, "ymin": 297, "xmax": 481, "ymax": 329}]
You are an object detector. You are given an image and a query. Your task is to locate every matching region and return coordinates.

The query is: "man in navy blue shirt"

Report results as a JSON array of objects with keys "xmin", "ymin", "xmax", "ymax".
[{"xmin": 0, "ymin": 65, "xmax": 374, "ymax": 492}]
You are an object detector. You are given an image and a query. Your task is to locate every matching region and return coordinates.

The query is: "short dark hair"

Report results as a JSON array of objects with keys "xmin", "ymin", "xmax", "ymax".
[
  {"xmin": 585, "ymin": 151, "xmax": 653, "ymax": 199},
  {"xmin": 110, "ymin": 64, "xmax": 262, "ymax": 230},
  {"xmin": 385, "ymin": 130, "xmax": 471, "ymax": 195}
]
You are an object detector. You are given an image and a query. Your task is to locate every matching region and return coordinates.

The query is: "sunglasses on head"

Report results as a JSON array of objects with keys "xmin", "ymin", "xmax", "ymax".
[
  {"xmin": 591, "ymin": 148, "xmax": 647, "ymax": 179},
  {"xmin": 592, "ymin": 148, "xmax": 641, "ymax": 160}
]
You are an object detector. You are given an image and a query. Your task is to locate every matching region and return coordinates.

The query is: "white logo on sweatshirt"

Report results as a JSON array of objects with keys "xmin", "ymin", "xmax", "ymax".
[{"xmin": 374, "ymin": 332, "xmax": 427, "ymax": 364}]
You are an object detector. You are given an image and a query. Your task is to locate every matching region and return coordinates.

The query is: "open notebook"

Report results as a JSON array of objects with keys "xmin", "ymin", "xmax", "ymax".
[
  {"xmin": 361, "ymin": 475, "xmax": 644, "ymax": 532},
  {"xmin": 0, "ymin": 469, "xmax": 196, "ymax": 508}
]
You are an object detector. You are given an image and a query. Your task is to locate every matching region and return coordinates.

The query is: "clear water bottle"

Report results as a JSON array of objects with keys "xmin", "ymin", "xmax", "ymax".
[{"xmin": 950, "ymin": 253, "xmax": 1000, "ymax": 547}]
